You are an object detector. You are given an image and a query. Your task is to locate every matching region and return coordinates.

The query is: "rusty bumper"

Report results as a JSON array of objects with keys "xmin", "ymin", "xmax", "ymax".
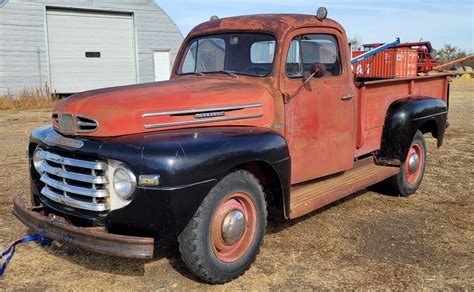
[{"xmin": 12, "ymin": 196, "xmax": 154, "ymax": 259}]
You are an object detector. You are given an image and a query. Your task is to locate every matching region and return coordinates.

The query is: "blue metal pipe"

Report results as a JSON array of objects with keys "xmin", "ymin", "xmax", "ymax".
[{"xmin": 351, "ymin": 38, "xmax": 401, "ymax": 65}]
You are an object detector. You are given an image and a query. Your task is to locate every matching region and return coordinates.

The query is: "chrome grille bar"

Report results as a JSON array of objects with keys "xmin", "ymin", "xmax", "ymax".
[
  {"xmin": 39, "ymin": 151, "xmax": 106, "ymax": 170},
  {"xmin": 41, "ymin": 186, "xmax": 109, "ymax": 212},
  {"xmin": 37, "ymin": 149, "xmax": 110, "ymax": 212},
  {"xmin": 39, "ymin": 163, "xmax": 108, "ymax": 184},
  {"xmin": 40, "ymin": 175, "xmax": 108, "ymax": 198}
]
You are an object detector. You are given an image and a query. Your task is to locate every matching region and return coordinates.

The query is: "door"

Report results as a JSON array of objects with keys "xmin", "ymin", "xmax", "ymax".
[
  {"xmin": 282, "ymin": 29, "xmax": 356, "ymax": 184},
  {"xmin": 154, "ymin": 51, "xmax": 171, "ymax": 81},
  {"xmin": 47, "ymin": 9, "xmax": 137, "ymax": 93}
]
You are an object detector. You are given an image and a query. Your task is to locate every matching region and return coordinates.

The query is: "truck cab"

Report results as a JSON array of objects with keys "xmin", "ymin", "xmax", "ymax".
[{"xmin": 14, "ymin": 11, "xmax": 449, "ymax": 284}]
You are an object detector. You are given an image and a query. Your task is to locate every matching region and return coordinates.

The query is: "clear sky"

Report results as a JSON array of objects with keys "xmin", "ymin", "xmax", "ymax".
[{"xmin": 156, "ymin": 0, "xmax": 474, "ymax": 52}]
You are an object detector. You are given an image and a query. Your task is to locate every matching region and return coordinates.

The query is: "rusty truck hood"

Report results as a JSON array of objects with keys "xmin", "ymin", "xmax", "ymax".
[{"xmin": 53, "ymin": 77, "xmax": 275, "ymax": 137}]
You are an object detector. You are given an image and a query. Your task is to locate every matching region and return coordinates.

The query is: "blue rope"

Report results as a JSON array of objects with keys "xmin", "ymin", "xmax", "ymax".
[{"xmin": 0, "ymin": 234, "xmax": 51, "ymax": 277}]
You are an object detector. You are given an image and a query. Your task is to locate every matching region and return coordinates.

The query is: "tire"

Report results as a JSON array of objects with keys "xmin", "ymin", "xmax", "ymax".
[
  {"xmin": 388, "ymin": 130, "xmax": 427, "ymax": 197},
  {"xmin": 178, "ymin": 170, "xmax": 267, "ymax": 284}
]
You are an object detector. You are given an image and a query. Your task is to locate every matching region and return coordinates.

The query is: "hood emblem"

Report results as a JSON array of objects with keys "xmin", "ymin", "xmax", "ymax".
[{"xmin": 194, "ymin": 111, "xmax": 226, "ymax": 119}]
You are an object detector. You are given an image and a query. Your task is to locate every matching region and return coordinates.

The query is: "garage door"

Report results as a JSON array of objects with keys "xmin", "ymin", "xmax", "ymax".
[{"xmin": 47, "ymin": 9, "xmax": 137, "ymax": 93}]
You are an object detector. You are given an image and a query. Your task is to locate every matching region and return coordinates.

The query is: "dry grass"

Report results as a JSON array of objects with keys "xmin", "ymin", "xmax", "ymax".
[
  {"xmin": 0, "ymin": 85, "xmax": 57, "ymax": 111},
  {"xmin": 0, "ymin": 79, "xmax": 472, "ymax": 289}
]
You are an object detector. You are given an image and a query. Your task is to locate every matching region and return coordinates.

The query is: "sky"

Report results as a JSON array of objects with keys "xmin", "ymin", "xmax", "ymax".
[{"xmin": 156, "ymin": 0, "xmax": 474, "ymax": 52}]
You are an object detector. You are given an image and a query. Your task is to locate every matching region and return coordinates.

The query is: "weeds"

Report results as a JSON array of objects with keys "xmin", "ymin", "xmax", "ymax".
[{"xmin": 0, "ymin": 83, "xmax": 58, "ymax": 111}]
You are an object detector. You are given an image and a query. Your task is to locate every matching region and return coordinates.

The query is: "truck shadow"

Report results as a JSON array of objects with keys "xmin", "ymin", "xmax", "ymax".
[
  {"xmin": 39, "ymin": 185, "xmax": 397, "ymax": 281},
  {"xmin": 267, "ymin": 189, "xmax": 368, "ymax": 234},
  {"xmin": 266, "ymin": 183, "xmax": 398, "ymax": 234},
  {"xmin": 40, "ymin": 239, "xmax": 179, "ymax": 277}
]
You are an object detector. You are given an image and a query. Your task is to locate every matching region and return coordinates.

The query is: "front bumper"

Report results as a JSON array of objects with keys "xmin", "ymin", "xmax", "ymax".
[{"xmin": 12, "ymin": 196, "xmax": 154, "ymax": 259}]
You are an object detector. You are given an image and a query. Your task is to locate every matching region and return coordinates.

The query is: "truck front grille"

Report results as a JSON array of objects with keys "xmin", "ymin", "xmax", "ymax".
[{"xmin": 37, "ymin": 149, "xmax": 110, "ymax": 212}]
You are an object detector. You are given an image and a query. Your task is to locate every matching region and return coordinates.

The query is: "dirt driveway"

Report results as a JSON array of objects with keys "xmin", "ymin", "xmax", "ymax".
[{"xmin": 0, "ymin": 80, "xmax": 472, "ymax": 290}]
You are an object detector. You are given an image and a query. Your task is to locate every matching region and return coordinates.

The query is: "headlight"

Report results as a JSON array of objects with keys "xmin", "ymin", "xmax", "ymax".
[
  {"xmin": 33, "ymin": 147, "xmax": 45, "ymax": 174},
  {"xmin": 113, "ymin": 165, "xmax": 136, "ymax": 200}
]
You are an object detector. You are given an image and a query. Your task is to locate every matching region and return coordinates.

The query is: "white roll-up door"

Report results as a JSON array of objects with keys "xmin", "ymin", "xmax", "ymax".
[{"xmin": 47, "ymin": 9, "xmax": 137, "ymax": 93}]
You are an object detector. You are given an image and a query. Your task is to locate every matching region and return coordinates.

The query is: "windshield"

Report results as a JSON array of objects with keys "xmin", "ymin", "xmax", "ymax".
[{"xmin": 178, "ymin": 33, "xmax": 276, "ymax": 77}]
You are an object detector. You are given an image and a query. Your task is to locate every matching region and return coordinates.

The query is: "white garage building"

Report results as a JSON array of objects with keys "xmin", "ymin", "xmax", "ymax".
[{"xmin": 0, "ymin": 0, "xmax": 183, "ymax": 94}]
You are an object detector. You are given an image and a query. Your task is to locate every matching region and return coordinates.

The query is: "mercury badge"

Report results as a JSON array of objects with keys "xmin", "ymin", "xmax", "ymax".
[{"xmin": 194, "ymin": 111, "xmax": 226, "ymax": 119}]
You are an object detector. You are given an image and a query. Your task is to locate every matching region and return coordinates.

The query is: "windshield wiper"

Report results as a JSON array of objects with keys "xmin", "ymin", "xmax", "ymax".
[
  {"xmin": 200, "ymin": 70, "xmax": 239, "ymax": 79},
  {"xmin": 217, "ymin": 70, "xmax": 239, "ymax": 78}
]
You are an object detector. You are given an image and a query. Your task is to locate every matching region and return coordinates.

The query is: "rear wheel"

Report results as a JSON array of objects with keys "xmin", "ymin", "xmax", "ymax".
[
  {"xmin": 389, "ymin": 130, "xmax": 427, "ymax": 196},
  {"xmin": 178, "ymin": 170, "xmax": 267, "ymax": 284}
]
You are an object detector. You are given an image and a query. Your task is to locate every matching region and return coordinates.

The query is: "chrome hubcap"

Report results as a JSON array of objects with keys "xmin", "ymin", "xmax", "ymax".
[
  {"xmin": 221, "ymin": 209, "xmax": 247, "ymax": 245},
  {"xmin": 408, "ymin": 153, "xmax": 420, "ymax": 174}
]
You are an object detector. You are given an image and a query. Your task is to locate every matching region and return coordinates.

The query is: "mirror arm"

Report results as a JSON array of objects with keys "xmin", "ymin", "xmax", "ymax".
[{"xmin": 283, "ymin": 71, "xmax": 318, "ymax": 104}]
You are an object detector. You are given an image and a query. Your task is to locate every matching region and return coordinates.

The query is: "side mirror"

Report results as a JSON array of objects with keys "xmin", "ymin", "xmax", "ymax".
[
  {"xmin": 303, "ymin": 63, "xmax": 327, "ymax": 83},
  {"xmin": 284, "ymin": 63, "xmax": 327, "ymax": 104}
]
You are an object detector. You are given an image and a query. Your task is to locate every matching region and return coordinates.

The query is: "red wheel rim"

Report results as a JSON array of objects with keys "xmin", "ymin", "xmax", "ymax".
[
  {"xmin": 210, "ymin": 192, "xmax": 257, "ymax": 263},
  {"xmin": 405, "ymin": 143, "xmax": 424, "ymax": 184}
]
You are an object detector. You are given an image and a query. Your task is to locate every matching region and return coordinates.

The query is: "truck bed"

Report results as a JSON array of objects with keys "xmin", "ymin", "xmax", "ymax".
[{"xmin": 354, "ymin": 74, "xmax": 450, "ymax": 157}]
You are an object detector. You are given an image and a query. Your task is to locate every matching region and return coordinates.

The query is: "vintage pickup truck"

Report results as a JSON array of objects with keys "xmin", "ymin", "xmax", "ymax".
[{"xmin": 13, "ymin": 10, "xmax": 449, "ymax": 284}]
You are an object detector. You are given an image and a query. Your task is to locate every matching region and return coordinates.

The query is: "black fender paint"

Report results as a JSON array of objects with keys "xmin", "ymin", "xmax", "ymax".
[
  {"xmin": 376, "ymin": 97, "xmax": 448, "ymax": 165},
  {"xmin": 29, "ymin": 126, "xmax": 290, "ymax": 239}
]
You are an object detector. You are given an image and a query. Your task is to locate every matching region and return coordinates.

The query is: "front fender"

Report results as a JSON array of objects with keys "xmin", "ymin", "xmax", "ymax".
[
  {"xmin": 376, "ymin": 97, "xmax": 448, "ymax": 165},
  {"xmin": 107, "ymin": 126, "xmax": 290, "ymax": 239}
]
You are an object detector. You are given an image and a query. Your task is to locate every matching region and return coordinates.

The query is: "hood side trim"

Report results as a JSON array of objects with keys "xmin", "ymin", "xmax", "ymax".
[
  {"xmin": 144, "ymin": 114, "xmax": 263, "ymax": 129},
  {"xmin": 142, "ymin": 103, "xmax": 262, "ymax": 118}
]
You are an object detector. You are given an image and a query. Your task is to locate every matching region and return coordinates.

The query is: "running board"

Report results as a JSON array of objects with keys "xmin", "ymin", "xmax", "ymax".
[{"xmin": 289, "ymin": 157, "xmax": 400, "ymax": 219}]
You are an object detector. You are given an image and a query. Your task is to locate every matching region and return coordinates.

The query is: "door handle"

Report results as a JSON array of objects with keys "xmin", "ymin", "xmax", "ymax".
[{"xmin": 341, "ymin": 94, "xmax": 354, "ymax": 101}]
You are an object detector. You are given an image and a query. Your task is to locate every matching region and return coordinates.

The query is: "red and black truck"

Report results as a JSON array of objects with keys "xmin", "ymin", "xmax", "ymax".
[{"xmin": 13, "ymin": 10, "xmax": 450, "ymax": 284}]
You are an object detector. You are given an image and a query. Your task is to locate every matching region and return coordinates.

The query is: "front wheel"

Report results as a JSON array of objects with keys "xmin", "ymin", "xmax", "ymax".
[
  {"xmin": 389, "ymin": 130, "xmax": 427, "ymax": 196},
  {"xmin": 178, "ymin": 170, "xmax": 267, "ymax": 284}
]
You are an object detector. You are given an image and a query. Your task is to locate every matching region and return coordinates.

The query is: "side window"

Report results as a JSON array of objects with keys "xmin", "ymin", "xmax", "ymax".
[
  {"xmin": 182, "ymin": 40, "xmax": 198, "ymax": 73},
  {"xmin": 286, "ymin": 39, "xmax": 302, "ymax": 77},
  {"xmin": 285, "ymin": 34, "xmax": 341, "ymax": 77}
]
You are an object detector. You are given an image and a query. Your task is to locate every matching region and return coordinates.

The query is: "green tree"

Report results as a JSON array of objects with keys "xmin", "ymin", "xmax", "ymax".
[{"xmin": 437, "ymin": 44, "xmax": 467, "ymax": 65}]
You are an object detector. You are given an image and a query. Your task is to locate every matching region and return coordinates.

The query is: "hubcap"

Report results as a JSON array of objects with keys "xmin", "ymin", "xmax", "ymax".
[
  {"xmin": 222, "ymin": 209, "xmax": 247, "ymax": 245},
  {"xmin": 405, "ymin": 143, "xmax": 424, "ymax": 184},
  {"xmin": 210, "ymin": 193, "xmax": 257, "ymax": 263},
  {"xmin": 408, "ymin": 153, "xmax": 420, "ymax": 174}
]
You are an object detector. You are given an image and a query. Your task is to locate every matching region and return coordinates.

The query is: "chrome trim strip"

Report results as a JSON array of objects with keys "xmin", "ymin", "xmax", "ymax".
[
  {"xmin": 44, "ymin": 133, "xmax": 84, "ymax": 149},
  {"xmin": 41, "ymin": 175, "xmax": 109, "ymax": 198},
  {"xmin": 411, "ymin": 111, "xmax": 448, "ymax": 121},
  {"xmin": 142, "ymin": 103, "xmax": 262, "ymax": 118},
  {"xmin": 77, "ymin": 121, "xmax": 97, "ymax": 127},
  {"xmin": 144, "ymin": 114, "xmax": 264, "ymax": 129},
  {"xmin": 40, "ymin": 150, "xmax": 107, "ymax": 170},
  {"xmin": 41, "ymin": 186, "xmax": 109, "ymax": 212},
  {"xmin": 39, "ymin": 163, "xmax": 108, "ymax": 184},
  {"xmin": 76, "ymin": 114, "xmax": 99, "ymax": 133}
]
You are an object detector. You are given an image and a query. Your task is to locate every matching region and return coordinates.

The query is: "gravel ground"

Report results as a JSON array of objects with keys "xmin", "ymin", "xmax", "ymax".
[{"xmin": 0, "ymin": 79, "xmax": 472, "ymax": 290}]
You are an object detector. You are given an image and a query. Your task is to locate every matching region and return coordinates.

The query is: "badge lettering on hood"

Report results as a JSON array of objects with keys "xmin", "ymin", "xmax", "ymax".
[{"xmin": 194, "ymin": 111, "xmax": 226, "ymax": 119}]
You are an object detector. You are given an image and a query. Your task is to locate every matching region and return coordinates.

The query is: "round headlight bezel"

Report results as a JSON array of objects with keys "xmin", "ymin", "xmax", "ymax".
[
  {"xmin": 32, "ymin": 147, "xmax": 45, "ymax": 174},
  {"xmin": 113, "ymin": 165, "xmax": 137, "ymax": 200}
]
